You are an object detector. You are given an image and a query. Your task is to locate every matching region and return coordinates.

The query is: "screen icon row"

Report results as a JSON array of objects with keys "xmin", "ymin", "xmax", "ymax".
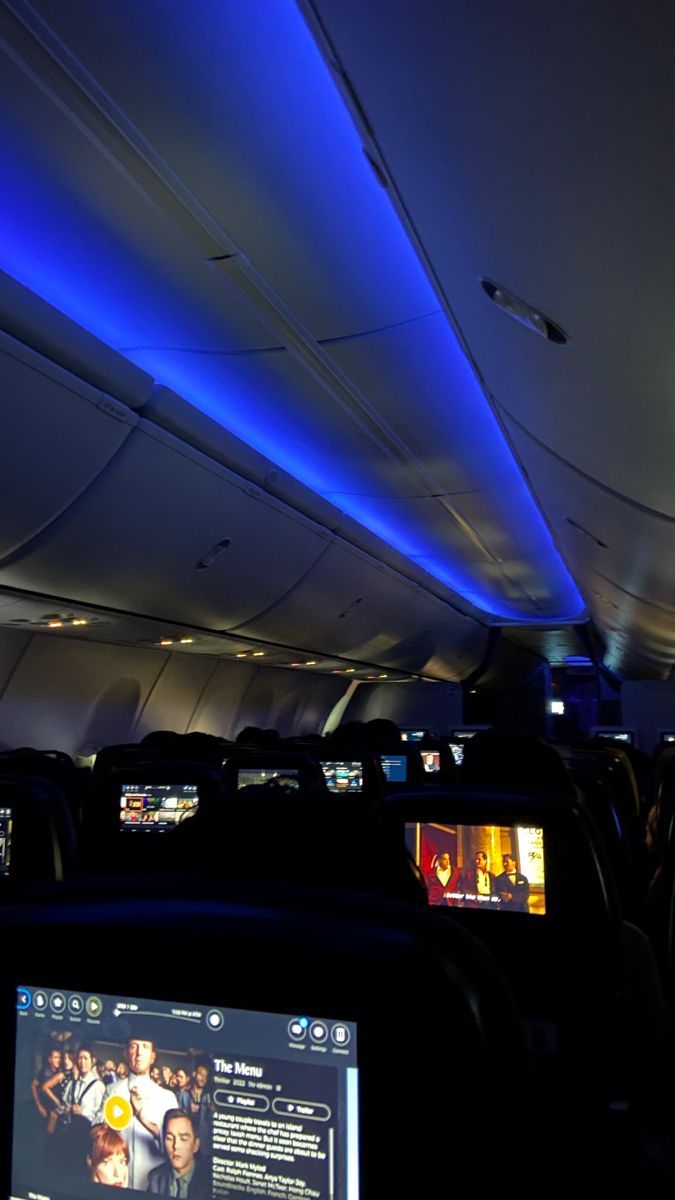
[
  {"xmin": 288, "ymin": 1017, "xmax": 350, "ymax": 1046},
  {"xmin": 17, "ymin": 989, "xmax": 102, "ymax": 1018}
]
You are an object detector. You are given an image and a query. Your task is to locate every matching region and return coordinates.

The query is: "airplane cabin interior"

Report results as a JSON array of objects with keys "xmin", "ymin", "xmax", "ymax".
[{"xmin": 0, "ymin": 0, "xmax": 674, "ymax": 1196}]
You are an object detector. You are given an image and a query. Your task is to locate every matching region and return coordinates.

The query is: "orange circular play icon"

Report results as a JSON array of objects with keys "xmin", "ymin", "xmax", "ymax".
[{"xmin": 104, "ymin": 1094, "xmax": 133, "ymax": 1130}]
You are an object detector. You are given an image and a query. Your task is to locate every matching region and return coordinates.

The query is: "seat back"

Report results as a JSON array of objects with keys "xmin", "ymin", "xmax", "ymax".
[{"xmin": 0, "ymin": 879, "xmax": 559, "ymax": 1196}]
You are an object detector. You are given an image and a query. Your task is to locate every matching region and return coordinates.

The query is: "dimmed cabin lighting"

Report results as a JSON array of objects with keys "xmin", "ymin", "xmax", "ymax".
[
  {"xmin": 235, "ymin": 652, "xmax": 248, "ymax": 658},
  {"xmin": 180, "ymin": 638, "xmax": 194, "ymax": 644},
  {"xmin": 72, "ymin": 618, "xmax": 88, "ymax": 626},
  {"xmin": 345, "ymin": 668, "xmax": 355, "ymax": 673},
  {"xmin": 379, "ymin": 674, "xmax": 388, "ymax": 679},
  {"xmin": 252, "ymin": 651, "xmax": 265, "ymax": 657},
  {"xmin": 48, "ymin": 621, "xmax": 63, "ymax": 628},
  {"xmin": 305, "ymin": 661, "xmax": 317, "ymax": 666},
  {"xmin": 159, "ymin": 639, "xmax": 173, "ymax": 647}
]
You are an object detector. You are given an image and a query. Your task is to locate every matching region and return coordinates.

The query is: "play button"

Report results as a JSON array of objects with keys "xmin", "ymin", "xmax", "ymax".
[{"xmin": 104, "ymin": 1095, "xmax": 133, "ymax": 1131}]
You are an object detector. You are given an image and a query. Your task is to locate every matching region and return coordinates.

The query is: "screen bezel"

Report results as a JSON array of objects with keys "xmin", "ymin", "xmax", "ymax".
[{"xmin": 10, "ymin": 982, "xmax": 359, "ymax": 1200}]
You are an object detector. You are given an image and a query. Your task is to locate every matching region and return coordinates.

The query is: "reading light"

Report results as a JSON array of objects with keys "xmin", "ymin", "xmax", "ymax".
[
  {"xmin": 550, "ymin": 699, "xmax": 565, "ymax": 715},
  {"xmin": 252, "ymin": 651, "xmax": 265, "ymax": 657},
  {"xmin": 48, "ymin": 621, "xmax": 63, "ymax": 628},
  {"xmin": 305, "ymin": 661, "xmax": 317, "ymax": 666},
  {"xmin": 345, "ymin": 668, "xmax": 355, "ymax": 673},
  {"xmin": 235, "ymin": 653, "xmax": 248, "ymax": 658},
  {"xmin": 379, "ymin": 674, "xmax": 388, "ymax": 679},
  {"xmin": 159, "ymin": 639, "xmax": 173, "ymax": 646},
  {"xmin": 180, "ymin": 638, "xmax": 194, "ymax": 644}
]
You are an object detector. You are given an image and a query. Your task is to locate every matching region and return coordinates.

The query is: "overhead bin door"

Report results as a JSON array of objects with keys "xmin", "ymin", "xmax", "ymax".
[
  {"xmin": 233, "ymin": 540, "xmax": 487, "ymax": 679},
  {"xmin": 0, "ymin": 331, "xmax": 138, "ymax": 558},
  {"xmin": 0, "ymin": 419, "xmax": 330, "ymax": 629}
]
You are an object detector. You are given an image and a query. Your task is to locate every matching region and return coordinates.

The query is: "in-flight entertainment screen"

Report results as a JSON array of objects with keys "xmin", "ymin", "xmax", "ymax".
[
  {"xmin": 119, "ymin": 785, "xmax": 198, "ymax": 832},
  {"xmin": 0, "ymin": 806, "xmax": 12, "ymax": 875},
  {"xmin": 321, "ymin": 762, "xmax": 363, "ymax": 793},
  {"xmin": 420, "ymin": 751, "xmax": 440, "ymax": 774},
  {"xmin": 380, "ymin": 755, "xmax": 407, "ymax": 783},
  {"xmin": 237, "ymin": 768, "xmax": 300, "ymax": 790},
  {"xmin": 11, "ymin": 985, "xmax": 359, "ymax": 1200},
  {"xmin": 400, "ymin": 730, "xmax": 425, "ymax": 742},
  {"xmin": 447, "ymin": 742, "xmax": 464, "ymax": 766},
  {"xmin": 406, "ymin": 822, "xmax": 546, "ymax": 915},
  {"xmin": 589, "ymin": 727, "xmax": 635, "ymax": 745}
]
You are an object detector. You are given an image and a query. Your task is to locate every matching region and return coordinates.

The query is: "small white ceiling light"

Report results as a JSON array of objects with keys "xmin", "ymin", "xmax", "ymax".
[{"xmin": 481, "ymin": 279, "xmax": 568, "ymax": 344}]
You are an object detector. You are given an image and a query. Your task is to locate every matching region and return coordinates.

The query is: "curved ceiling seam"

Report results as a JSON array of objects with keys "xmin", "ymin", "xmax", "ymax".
[
  {"xmin": 497, "ymin": 399, "xmax": 675, "ymax": 524},
  {"xmin": 223, "ymin": 541, "xmax": 335, "ymax": 635},
  {"xmin": 590, "ymin": 569, "xmax": 675, "ymax": 618},
  {"xmin": 115, "ymin": 307, "xmax": 445, "ymax": 359},
  {"xmin": 0, "ymin": 434, "xmax": 137, "ymax": 571}
]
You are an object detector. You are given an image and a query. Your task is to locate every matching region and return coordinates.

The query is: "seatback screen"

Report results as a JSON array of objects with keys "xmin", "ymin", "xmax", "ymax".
[
  {"xmin": 406, "ymin": 822, "xmax": 546, "ymax": 915},
  {"xmin": 588, "ymin": 724, "xmax": 629, "ymax": 744},
  {"xmin": 420, "ymin": 751, "xmax": 440, "ymax": 773},
  {"xmin": 237, "ymin": 768, "xmax": 300, "ymax": 790},
  {"xmin": 400, "ymin": 730, "xmax": 425, "ymax": 742},
  {"xmin": 0, "ymin": 806, "xmax": 12, "ymax": 875},
  {"xmin": 380, "ymin": 754, "xmax": 407, "ymax": 782},
  {"xmin": 321, "ymin": 761, "xmax": 364, "ymax": 793},
  {"xmin": 447, "ymin": 742, "xmax": 464, "ymax": 766},
  {"xmin": 12, "ymin": 986, "xmax": 359, "ymax": 1199},
  {"xmin": 119, "ymin": 784, "xmax": 198, "ymax": 831}
]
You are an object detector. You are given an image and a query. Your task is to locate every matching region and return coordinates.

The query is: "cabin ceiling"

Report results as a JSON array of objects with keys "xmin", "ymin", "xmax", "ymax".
[{"xmin": 0, "ymin": 0, "xmax": 673, "ymax": 679}]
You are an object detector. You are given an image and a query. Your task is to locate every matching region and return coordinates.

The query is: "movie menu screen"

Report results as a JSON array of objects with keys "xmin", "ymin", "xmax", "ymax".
[
  {"xmin": 406, "ymin": 822, "xmax": 546, "ymax": 915},
  {"xmin": 12, "ymin": 987, "xmax": 359, "ymax": 1200},
  {"xmin": 380, "ymin": 755, "xmax": 407, "ymax": 782},
  {"xmin": 321, "ymin": 762, "xmax": 363, "ymax": 793},
  {"xmin": 119, "ymin": 784, "xmax": 198, "ymax": 832}
]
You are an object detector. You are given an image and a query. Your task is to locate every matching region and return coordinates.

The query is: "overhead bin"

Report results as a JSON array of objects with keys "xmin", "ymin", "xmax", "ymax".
[
  {"xmin": 0, "ymin": 419, "xmax": 330, "ymax": 629},
  {"xmin": 504, "ymin": 417, "xmax": 675, "ymax": 677},
  {"xmin": 0, "ymin": 329, "xmax": 138, "ymax": 559},
  {"xmin": 233, "ymin": 539, "xmax": 486, "ymax": 679}
]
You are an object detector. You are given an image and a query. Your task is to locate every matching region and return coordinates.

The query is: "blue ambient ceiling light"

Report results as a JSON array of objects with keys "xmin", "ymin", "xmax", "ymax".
[{"xmin": 0, "ymin": 0, "xmax": 585, "ymax": 623}]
